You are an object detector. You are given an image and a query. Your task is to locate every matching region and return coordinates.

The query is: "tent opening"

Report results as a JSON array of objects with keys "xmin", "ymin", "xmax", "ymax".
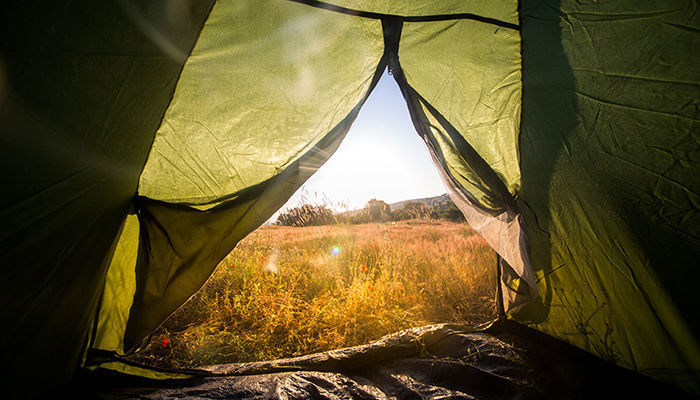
[{"xmin": 124, "ymin": 68, "xmax": 499, "ymax": 369}]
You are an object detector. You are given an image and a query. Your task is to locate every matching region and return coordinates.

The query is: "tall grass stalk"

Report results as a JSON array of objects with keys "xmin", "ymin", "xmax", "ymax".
[{"xmin": 128, "ymin": 220, "xmax": 497, "ymax": 369}]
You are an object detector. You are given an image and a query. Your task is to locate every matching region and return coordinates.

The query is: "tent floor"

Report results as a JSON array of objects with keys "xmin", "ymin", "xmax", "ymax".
[{"xmin": 63, "ymin": 321, "xmax": 696, "ymax": 399}]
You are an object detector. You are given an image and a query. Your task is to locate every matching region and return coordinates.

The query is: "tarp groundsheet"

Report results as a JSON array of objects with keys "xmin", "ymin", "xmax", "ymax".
[{"xmin": 67, "ymin": 322, "xmax": 693, "ymax": 399}]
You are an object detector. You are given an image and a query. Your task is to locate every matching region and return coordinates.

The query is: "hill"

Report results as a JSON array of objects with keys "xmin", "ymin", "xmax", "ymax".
[
  {"xmin": 388, "ymin": 193, "xmax": 451, "ymax": 211},
  {"xmin": 340, "ymin": 193, "xmax": 451, "ymax": 217}
]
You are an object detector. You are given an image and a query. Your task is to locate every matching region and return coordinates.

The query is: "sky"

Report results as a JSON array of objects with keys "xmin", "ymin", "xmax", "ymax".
[{"xmin": 271, "ymin": 69, "xmax": 447, "ymax": 220}]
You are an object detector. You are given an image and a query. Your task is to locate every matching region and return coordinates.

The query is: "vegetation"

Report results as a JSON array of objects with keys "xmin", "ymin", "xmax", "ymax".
[
  {"xmin": 276, "ymin": 196, "xmax": 465, "ymax": 226},
  {"xmin": 275, "ymin": 204, "xmax": 335, "ymax": 227},
  {"xmin": 127, "ymin": 220, "xmax": 497, "ymax": 369},
  {"xmin": 346, "ymin": 198, "xmax": 392, "ymax": 224},
  {"xmin": 428, "ymin": 201, "xmax": 467, "ymax": 222},
  {"xmin": 391, "ymin": 200, "xmax": 432, "ymax": 221}
]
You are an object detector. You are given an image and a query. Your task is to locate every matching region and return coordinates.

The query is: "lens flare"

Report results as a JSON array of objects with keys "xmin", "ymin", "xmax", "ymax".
[{"xmin": 331, "ymin": 246, "xmax": 340, "ymax": 256}]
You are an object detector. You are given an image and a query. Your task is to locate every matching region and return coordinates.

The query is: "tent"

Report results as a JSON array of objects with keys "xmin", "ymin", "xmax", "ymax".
[{"xmin": 1, "ymin": 0, "xmax": 698, "ymax": 397}]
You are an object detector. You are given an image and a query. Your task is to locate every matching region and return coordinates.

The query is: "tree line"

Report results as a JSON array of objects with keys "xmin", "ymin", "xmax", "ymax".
[{"xmin": 276, "ymin": 198, "xmax": 466, "ymax": 227}]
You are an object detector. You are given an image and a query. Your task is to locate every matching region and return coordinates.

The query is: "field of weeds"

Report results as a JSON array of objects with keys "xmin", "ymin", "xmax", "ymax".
[{"xmin": 128, "ymin": 220, "xmax": 497, "ymax": 369}]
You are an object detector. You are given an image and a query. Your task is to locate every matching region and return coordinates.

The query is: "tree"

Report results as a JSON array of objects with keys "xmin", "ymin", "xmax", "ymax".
[
  {"xmin": 430, "ymin": 201, "xmax": 466, "ymax": 222},
  {"xmin": 365, "ymin": 198, "xmax": 392, "ymax": 222},
  {"xmin": 349, "ymin": 199, "xmax": 392, "ymax": 224}
]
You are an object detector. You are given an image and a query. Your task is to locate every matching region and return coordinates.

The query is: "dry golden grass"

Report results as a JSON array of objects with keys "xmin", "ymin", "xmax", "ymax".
[{"xmin": 128, "ymin": 220, "xmax": 497, "ymax": 369}]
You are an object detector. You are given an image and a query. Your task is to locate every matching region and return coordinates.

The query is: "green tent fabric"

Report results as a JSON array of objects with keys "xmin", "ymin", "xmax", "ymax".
[
  {"xmin": 1, "ymin": 0, "xmax": 698, "ymax": 397},
  {"xmin": 516, "ymin": 0, "xmax": 700, "ymax": 392},
  {"xmin": 0, "ymin": 0, "xmax": 215, "ymax": 392}
]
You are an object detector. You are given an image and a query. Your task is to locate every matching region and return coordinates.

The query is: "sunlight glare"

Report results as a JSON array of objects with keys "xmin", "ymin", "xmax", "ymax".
[{"xmin": 271, "ymin": 69, "xmax": 447, "ymax": 221}]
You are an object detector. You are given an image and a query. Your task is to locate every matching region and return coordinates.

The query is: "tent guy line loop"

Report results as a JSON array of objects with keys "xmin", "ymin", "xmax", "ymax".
[{"xmin": 288, "ymin": 0, "xmax": 520, "ymax": 30}]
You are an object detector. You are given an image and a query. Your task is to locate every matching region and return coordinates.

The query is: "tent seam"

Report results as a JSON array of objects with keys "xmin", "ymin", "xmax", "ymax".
[{"xmin": 288, "ymin": 0, "xmax": 520, "ymax": 30}]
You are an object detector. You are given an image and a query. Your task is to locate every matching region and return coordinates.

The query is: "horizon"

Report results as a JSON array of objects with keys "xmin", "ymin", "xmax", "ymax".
[{"xmin": 280, "ymin": 191, "xmax": 450, "ymax": 214}]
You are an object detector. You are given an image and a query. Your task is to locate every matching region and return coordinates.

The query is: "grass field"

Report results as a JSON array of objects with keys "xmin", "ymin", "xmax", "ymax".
[{"xmin": 128, "ymin": 220, "xmax": 497, "ymax": 369}]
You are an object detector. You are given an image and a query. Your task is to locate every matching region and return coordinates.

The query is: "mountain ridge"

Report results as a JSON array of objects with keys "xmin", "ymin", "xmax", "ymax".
[{"xmin": 339, "ymin": 193, "xmax": 451, "ymax": 217}]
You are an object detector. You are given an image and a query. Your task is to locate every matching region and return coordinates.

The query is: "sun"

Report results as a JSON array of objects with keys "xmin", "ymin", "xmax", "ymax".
[{"xmin": 274, "ymin": 69, "xmax": 447, "ymax": 217}]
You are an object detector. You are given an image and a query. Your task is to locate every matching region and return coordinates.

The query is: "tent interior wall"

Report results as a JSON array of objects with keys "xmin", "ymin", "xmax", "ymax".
[{"xmin": 1, "ymin": 0, "xmax": 698, "ymax": 398}]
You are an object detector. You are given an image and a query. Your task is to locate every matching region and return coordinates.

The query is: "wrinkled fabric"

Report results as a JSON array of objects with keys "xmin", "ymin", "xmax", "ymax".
[
  {"xmin": 516, "ymin": 0, "xmax": 700, "ymax": 393},
  {"xmin": 79, "ymin": 325, "xmax": 545, "ymax": 399},
  {"xmin": 72, "ymin": 324, "xmax": 691, "ymax": 399},
  {"xmin": 0, "ymin": 1, "xmax": 214, "ymax": 396}
]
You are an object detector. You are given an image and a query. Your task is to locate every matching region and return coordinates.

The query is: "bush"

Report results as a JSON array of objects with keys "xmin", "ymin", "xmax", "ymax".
[
  {"xmin": 430, "ymin": 201, "xmax": 466, "ymax": 222},
  {"xmin": 276, "ymin": 204, "xmax": 335, "ymax": 227},
  {"xmin": 392, "ymin": 201, "xmax": 431, "ymax": 221}
]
